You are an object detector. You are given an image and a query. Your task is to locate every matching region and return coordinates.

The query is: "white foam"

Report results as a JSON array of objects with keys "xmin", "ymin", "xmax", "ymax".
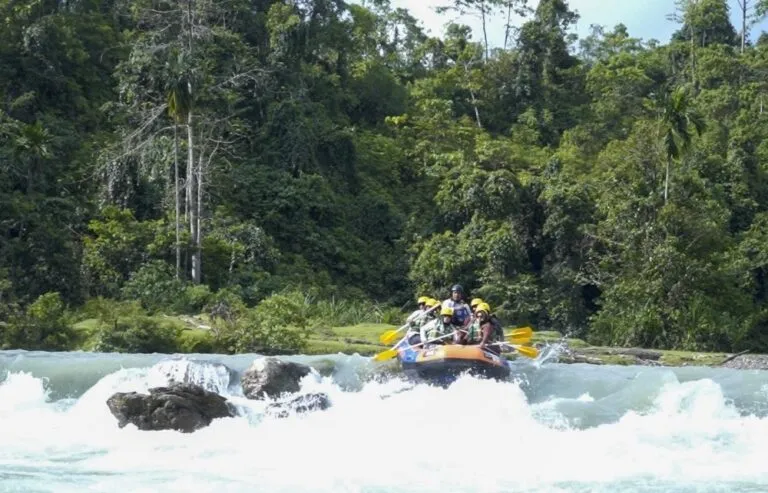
[{"xmin": 2, "ymin": 364, "xmax": 768, "ymax": 492}]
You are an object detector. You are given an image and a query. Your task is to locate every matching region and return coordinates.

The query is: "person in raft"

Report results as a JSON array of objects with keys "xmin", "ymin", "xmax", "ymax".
[
  {"xmin": 441, "ymin": 284, "xmax": 472, "ymax": 328},
  {"xmin": 456, "ymin": 302, "xmax": 505, "ymax": 354},
  {"xmin": 467, "ymin": 297, "xmax": 505, "ymax": 342},
  {"xmin": 405, "ymin": 297, "xmax": 439, "ymax": 345},
  {"xmin": 406, "ymin": 296, "xmax": 430, "ymax": 327},
  {"xmin": 470, "ymin": 298, "xmax": 484, "ymax": 316},
  {"xmin": 421, "ymin": 305, "xmax": 458, "ymax": 346}
]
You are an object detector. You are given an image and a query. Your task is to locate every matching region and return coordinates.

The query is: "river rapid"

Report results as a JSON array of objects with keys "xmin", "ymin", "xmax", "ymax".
[{"xmin": 2, "ymin": 348, "xmax": 768, "ymax": 493}]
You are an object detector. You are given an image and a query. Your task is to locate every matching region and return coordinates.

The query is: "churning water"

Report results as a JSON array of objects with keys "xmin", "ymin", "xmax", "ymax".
[{"xmin": 2, "ymin": 348, "xmax": 768, "ymax": 493}]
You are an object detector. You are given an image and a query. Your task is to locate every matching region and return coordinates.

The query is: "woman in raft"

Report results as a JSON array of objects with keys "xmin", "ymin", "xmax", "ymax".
[{"xmin": 454, "ymin": 302, "xmax": 505, "ymax": 354}]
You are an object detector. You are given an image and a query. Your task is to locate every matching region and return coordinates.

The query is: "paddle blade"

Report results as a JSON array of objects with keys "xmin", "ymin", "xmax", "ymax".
[
  {"xmin": 372, "ymin": 348, "xmax": 399, "ymax": 362},
  {"xmin": 379, "ymin": 330, "xmax": 401, "ymax": 345},
  {"xmin": 507, "ymin": 334, "xmax": 532, "ymax": 345},
  {"xmin": 512, "ymin": 344, "xmax": 539, "ymax": 359},
  {"xmin": 507, "ymin": 327, "xmax": 533, "ymax": 339}
]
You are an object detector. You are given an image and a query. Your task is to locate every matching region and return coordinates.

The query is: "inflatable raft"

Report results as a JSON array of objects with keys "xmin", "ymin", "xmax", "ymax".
[{"xmin": 396, "ymin": 343, "xmax": 511, "ymax": 383}]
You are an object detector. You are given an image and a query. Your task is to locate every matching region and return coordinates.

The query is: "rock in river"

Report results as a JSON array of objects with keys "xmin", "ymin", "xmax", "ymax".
[
  {"xmin": 241, "ymin": 357, "xmax": 315, "ymax": 400},
  {"xmin": 107, "ymin": 383, "xmax": 235, "ymax": 433},
  {"xmin": 265, "ymin": 392, "xmax": 332, "ymax": 419}
]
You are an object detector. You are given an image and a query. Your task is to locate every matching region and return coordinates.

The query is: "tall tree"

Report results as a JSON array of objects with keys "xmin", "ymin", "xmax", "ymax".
[
  {"xmin": 656, "ymin": 86, "xmax": 705, "ymax": 204},
  {"xmin": 436, "ymin": 0, "xmax": 510, "ymax": 62},
  {"xmin": 736, "ymin": 0, "xmax": 768, "ymax": 52},
  {"xmin": 514, "ymin": 0, "xmax": 582, "ymax": 144},
  {"xmin": 107, "ymin": 0, "xmax": 264, "ymax": 284}
]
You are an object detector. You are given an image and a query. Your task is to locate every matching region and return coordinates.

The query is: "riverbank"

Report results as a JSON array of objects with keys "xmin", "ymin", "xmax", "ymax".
[
  {"xmin": 319, "ymin": 325, "xmax": 768, "ymax": 371},
  {"xmin": 71, "ymin": 317, "xmax": 768, "ymax": 370},
  {"xmin": 302, "ymin": 324, "xmax": 764, "ymax": 370}
]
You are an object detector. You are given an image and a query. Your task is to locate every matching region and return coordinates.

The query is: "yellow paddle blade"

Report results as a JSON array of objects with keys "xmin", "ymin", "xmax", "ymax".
[
  {"xmin": 372, "ymin": 348, "xmax": 399, "ymax": 362},
  {"xmin": 507, "ymin": 334, "xmax": 532, "ymax": 345},
  {"xmin": 507, "ymin": 327, "xmax": 533, "ymax": 339},
  {"xmin": 379, "ymin": 330, "xmax": 401, "ymax": 345},
  {"xmin": 512, "ymin": 344, "xmax": 539, "ymax": 359}
]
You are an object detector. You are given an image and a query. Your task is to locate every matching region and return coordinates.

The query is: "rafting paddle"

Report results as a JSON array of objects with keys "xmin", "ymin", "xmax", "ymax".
[
  {"xmin": 507, "ymin": 333, "xmax": 532, "ymax": 345},
  {"xmin": 379, "ymin": 304, "xmax": 440, "ymax": 345},
  {"xmin": 513, "ymin": 345, "xmax": 539, "ymax": 358},
  {"xmin": 505, "ymin": 327, "xmax": 534, "ymax": 345},
  {"xmin": 498, "ymin": 343, "xmax": 539, "ymax": 359},
  {"xmin": 372, "ymin": 331, "xmax": 458, "ymax": 362},
  {"xmin": 506, "ymin": 326, "xmax": 533, "ymax": 339}
]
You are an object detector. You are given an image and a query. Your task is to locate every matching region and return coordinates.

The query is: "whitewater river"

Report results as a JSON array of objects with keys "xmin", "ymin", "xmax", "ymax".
[{"xmin": 2, "ymin": 347, "xmax": 768, "ymax": 493}]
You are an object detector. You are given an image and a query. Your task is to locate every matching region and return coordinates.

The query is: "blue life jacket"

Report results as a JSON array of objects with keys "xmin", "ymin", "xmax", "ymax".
[{"xmin": 442, "ymin": 299, "xmax": 471, "ymax": 326}]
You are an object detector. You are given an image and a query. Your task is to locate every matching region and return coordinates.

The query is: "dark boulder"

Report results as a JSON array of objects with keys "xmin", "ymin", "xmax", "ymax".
[
  {"xmin": 107, "ymin": 383, "xmax": 235, "ymax": 433},
  {"xmin": 241, "ymin": 357, "xmax": 314, "ymax": 400},
  {"xmin": 265, "ymin": 392, "xmax": 331, "ymax": 419}
]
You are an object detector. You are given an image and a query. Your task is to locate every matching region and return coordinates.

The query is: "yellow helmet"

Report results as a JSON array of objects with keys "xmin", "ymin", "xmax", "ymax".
[
  {"xmin": 440, "ymin": 306, "xmax": 454, "ymax": 317},
  {"xmin": 417, "ymin": 296, "xmax": 430, "ymax": 304},
  {"xmin": 470, "ymin": 298, "xmax": 484, "ymax": 308},
  {"xmin": 476, "ymin": 302, "xmax": 491, "ymax": 315},
  {"xmin": 425, "ymin": 298, "xmax": 440, "ymax": 308}
]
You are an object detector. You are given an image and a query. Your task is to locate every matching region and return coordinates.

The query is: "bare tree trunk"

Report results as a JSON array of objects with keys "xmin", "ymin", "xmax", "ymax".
[
  {"xmin": 195, "ymin": 129, "xmax": 204, "ymax": 285},
  {"xmin": 470, "ymin": 88, "xmax": 482, "ymax": 128},
  {"xmin": 186, "ymin": 0, "xmax": 201, "ymax": 284},
  {"xmin": 690, "ymin": 23, "xmax": 696, "ymax": 88},
  {"xmin": 481, "ymin": 0, "xmax": 489, "ymax": 63},
  {"xmin": 464, "ymin": 61, "xmax": 482, "ymax": 128},
  {"xmin": 504, "ymin": 1, "xmax": 513, "ymax": 50},
  {"xmin": 187, "ymin": 112, "xmax": 201, "ymax": 284},
  {"xmin": 174, "ymin": 123, "xmax": 180, "ymax": 279},
  {"xmin": 739, "ymin": 0, "xmax": 748, "ymax": 53}
]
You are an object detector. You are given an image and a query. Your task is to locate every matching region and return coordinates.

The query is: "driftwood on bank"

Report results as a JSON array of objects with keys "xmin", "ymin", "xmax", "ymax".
[
  {"xmin": 717, "ymin": 349, "xmax": 750, "ymax": 366},
  {"xmin": 551, "ymin": 342, "xmax": 768, "ymax": 370}
]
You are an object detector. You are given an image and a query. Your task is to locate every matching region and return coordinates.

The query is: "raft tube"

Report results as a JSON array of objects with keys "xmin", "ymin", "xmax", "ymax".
[{"xmin": 397, "ymin": 344, "xmax": 511, "ymax": 383}]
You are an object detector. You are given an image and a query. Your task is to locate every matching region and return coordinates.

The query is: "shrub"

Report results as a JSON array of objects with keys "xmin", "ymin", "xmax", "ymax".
[
  {"xmin": 2, "ymin": 292, "xmax": 75, "ymax": 350},
  {"xmin": 94, "ymin": 315, "xmax": 180, "ymax": 353},
  {"xmin": 83, "ymin": 297, "xmax": 181, "ymax": 353},
  {"xmin": 211, "ymin": 290, "xmax": 310, "ymax": 354},
  {"xmin": 120, "ymin": 260, "xmax": 185, "ymax": 313}
]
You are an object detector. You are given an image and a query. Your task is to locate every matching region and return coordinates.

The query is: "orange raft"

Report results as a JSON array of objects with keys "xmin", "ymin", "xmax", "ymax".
[{"xmin": 398, "ymin": 344, "xmax": 511, "ymax": 382}]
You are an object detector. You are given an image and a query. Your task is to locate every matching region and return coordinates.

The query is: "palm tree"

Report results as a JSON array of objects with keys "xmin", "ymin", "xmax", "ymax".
[
  {"xmin": 167, "ymin": 68, "xmax": 192, "ymax": 280},
  {"xmin": 658, "ymin": 86, "xmax": 705, "ymax": 204}
]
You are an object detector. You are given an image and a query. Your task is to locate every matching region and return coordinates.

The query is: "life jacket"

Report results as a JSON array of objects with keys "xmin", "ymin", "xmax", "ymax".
[
  {"xmin": 466, "ymin": 315, "xmax": 503, "ymax": 344},
  {"xmin": 422, "ymin": 318, "xmax": 454, "ymax": 344},
  {"xmin": 405, "ymin": 309, "xmax": 425, "ymax": 333},
  {"xmin": 441, "ymin": 299, "xmax": 471, "ymax": 326},
  {"xmin": 465, "ymin": 318, "xmax": 483, "ymax": 344}
]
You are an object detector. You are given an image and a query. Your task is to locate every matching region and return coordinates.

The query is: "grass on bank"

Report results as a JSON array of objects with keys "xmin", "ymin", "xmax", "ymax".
[
  {"xmin": 305, "ymin": 323, "xmax": 392, "ymax": 355},
  {"xmin": 304, "ymin": 323, "xmax": 573, "ymax": 355},
  {"xmin": 71, "ymin": 316, "xmax": 391, "ymax": 355},
  {"xmin": 304, "ymin": 328, "xmax": 733, "ymax": 366},
  {"xmin": 69, "ymin": 316, "xmax": 737, "ymax": 367},
  {"xmin": 72, "ymin": 315, "xmax": 209, "ymax": 353}
]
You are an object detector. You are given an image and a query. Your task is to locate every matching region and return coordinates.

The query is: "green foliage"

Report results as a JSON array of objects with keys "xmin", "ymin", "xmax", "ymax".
[
  {"xmin": 82, "ymin": 297, "xmax": 182, "ymax": 353},
  {"xmin": 210, "ymin": 290, "xmax": 310, "ymax": 354},
  {"xmin": 95, "ymin": 316, "xmax": 181, "ymax": 354},
  {"xmin": 82, "ymin": 207, "xmax": 162, "ymax": 298},
  {"xmin": 120, "ymin": 261, "xmax": 185, "ymax": 313},
  {"xmin": 6, "ymin": 0, "xmax": 768, "ymax": 356},
  {"xmin": 1, "ymin": 292, "xmax": 75, "ymax": 350}
]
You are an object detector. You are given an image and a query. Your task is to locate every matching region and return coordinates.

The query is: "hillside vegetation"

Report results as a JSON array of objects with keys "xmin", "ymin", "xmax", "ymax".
[{"xmin": 3, "ymin": 0, "xmax": 768, "ymax": 355}]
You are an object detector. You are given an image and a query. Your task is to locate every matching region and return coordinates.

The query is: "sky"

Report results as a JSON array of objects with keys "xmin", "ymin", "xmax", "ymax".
[{"xmin": 351, "ymin": 0, "xmax": 768, "ymax": 49}]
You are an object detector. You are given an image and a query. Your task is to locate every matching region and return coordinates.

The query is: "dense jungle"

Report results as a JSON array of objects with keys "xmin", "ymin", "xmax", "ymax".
[{"xmin": 3, "ymin": 0, "xmax": 768, "ymax": 356}]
